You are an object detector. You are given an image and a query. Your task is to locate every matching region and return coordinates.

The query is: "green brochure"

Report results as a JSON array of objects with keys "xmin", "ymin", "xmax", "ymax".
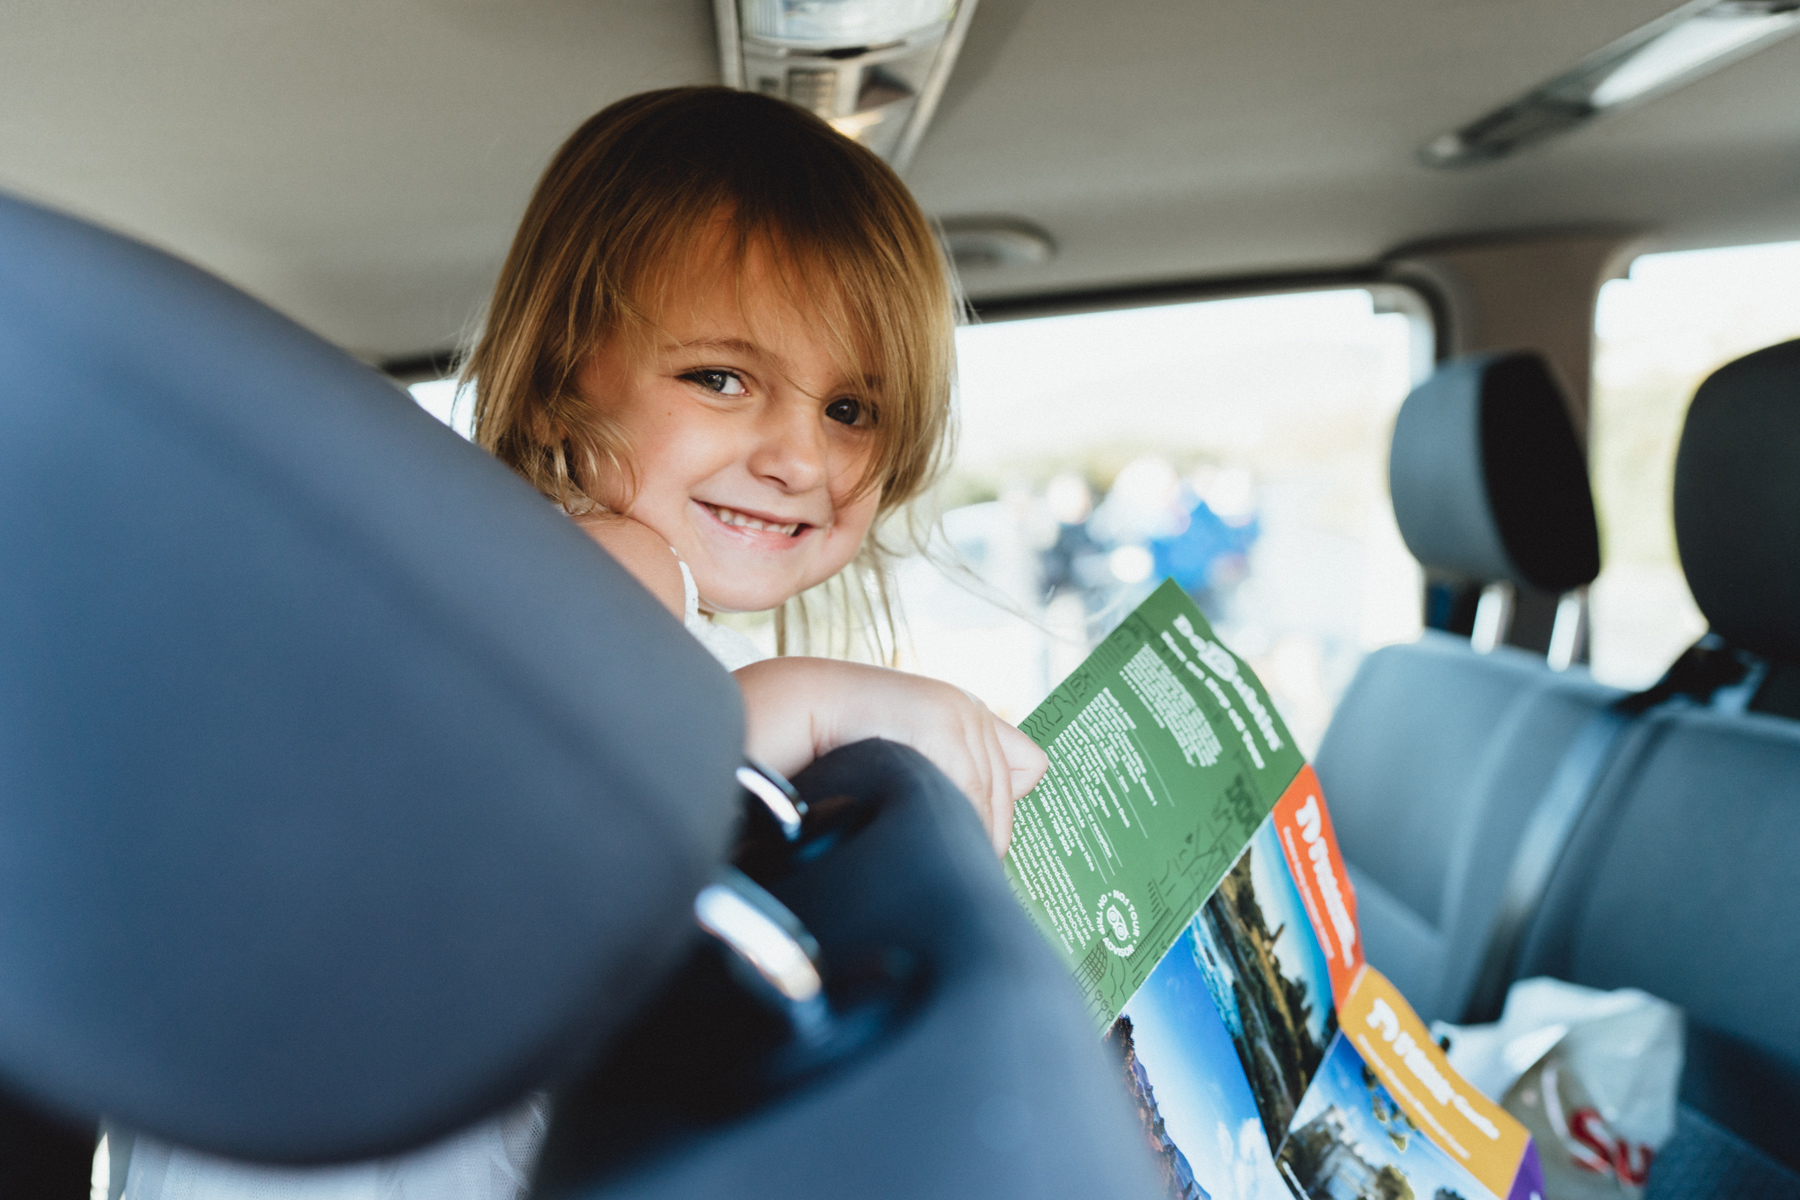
[
  {"xmin": 1004, "ymin": 580, "xmax": 1544, "ymax": 1200},
  {"xmin": 1005, "ymin": 579, "xmax": 1305, "ymax": 1027}
]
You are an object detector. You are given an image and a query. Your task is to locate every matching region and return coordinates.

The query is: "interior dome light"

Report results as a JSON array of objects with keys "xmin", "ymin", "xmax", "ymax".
[
  {"xmin": 715, "ymin": 0, "xmax": 977, "ymax": 170},
  {"xmin": 938, "ymin": 218, "xmax": 1056, "ymax": 271},
  {"xmin": 740, "ymin": 0, "xmax": 955, "ymax": 48},
  {"xmin": 1420, "ymin": 0, "xmax": 1800, "ymax": 168}
]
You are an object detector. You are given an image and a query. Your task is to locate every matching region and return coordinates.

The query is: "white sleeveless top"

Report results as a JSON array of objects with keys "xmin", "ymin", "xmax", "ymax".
[
  {"xmin": 116, "ymin": 1098, "xmax": 548, "ymax": 1200},
  {"xmin": 674, "ymin": 551, "xmax": 767, "ymax": 671},
  {"xmin": 115, "ymin": 556, "xmax": 763, "ymax": 1200}
]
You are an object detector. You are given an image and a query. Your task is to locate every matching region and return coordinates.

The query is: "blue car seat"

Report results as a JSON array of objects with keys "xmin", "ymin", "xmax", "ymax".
[
  {"xmin": 1316, "ymin": 343, "xmax": 1800, "ymax": 1194},
  {"xmin": 0, "ymin": 193, "xmax": 1159, "ymax": 1199}
]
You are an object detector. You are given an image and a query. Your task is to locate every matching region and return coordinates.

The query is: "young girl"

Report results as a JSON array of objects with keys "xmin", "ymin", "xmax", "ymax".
[
  {"xmin": 119, "ymin": 86, "xmax": 1044, "ymax": 1200},
  {"xmin": 467, "ymin": 85, "xmax": 1047, "ymax": 851}
]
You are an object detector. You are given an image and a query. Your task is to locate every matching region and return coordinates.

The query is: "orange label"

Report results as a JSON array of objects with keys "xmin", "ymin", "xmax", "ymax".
[
  {"xmin": 1340, "ymin": 966, "xmax": 1532, "ymax": 1199},
  {"xmin": 1271, "ymin": 765, "xmax": 1361, "ymax": 1006}
]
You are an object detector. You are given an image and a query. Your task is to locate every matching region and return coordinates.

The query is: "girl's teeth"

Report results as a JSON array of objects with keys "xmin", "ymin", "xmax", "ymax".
[{"xmin": 707, "ymin": 503, "xmax": 800, "ymax": 536}]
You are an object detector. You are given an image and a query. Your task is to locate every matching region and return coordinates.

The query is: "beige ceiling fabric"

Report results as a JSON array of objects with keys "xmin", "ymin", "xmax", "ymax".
[{"xmin": 2, "ymin": 0, "xmax": 1796, "ymax": 360}]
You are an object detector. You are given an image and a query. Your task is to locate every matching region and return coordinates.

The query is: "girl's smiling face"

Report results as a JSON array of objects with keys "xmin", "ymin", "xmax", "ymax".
[{"xmin": 577, "ymin": 240, "xmax": 882, "ymax": 613}]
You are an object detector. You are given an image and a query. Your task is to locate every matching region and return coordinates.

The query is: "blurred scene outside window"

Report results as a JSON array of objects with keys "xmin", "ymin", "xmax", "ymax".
[
  {"xmin": 409, "ymin": 376, "xmax": 471, "ymax": 437},
  {"xmin": 887, "ymin": 288, "xmax": 1427, "ymax": 757},
  {"xmin": 1589, "ymin": 240, "xmax": 1800, "ymax": 689},
  {"xmin": 409, "ymin": 288, "xmax": 1429, "ymax": 756}
]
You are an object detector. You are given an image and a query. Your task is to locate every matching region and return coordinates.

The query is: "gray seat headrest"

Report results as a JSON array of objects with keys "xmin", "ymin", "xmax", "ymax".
[
  {"xmin": 1389, "ymin": 351, "xmax": 1600, "ymax": 593},
  {"xmin": 1675, "ymin": 338, "xmax": 1800, "ymax": 664},
  {"xmin": 0, "ymin": 193, "xmax": 743, "ymax": 1161}
]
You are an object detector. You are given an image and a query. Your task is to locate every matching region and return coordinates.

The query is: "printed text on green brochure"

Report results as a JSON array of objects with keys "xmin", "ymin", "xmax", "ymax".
[{"xmin": 1004, "ymin": 581, "xmax": 1304, "ymax": 1025}]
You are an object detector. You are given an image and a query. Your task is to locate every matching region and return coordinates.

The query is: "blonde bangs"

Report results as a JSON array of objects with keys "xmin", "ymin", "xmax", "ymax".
[{"xmin": 465, "ymin": 86, "xmax": 959, "ymax": 659}]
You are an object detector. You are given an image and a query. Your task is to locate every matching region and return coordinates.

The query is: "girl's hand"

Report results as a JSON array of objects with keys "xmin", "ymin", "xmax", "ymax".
[{"xmin": 734, "ymin": 658, "xmax": 1049, "ymax": 856}]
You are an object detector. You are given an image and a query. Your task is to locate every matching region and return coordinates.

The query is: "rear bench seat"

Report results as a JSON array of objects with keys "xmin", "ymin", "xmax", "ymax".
[
  {"xmin": 1318, "ymin": 341, "xmax": 1800, "ymax": 1190},
  {"xmin": 1516, "ymin": 339, "xmax": 1800, "ymax": 1185},
  {"xmin": 1318, "ymin": 632, "xmax": 1618, "ymax": 1022},
  {"xmin": 1314, "ymin": 351, "xmax": 1617, "ymax": 1026}
]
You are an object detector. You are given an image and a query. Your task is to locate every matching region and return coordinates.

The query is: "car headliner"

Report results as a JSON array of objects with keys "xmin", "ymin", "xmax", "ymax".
[{"xmin": 2, "ymin": 0, "xmax": 1797, "ymax": 362}]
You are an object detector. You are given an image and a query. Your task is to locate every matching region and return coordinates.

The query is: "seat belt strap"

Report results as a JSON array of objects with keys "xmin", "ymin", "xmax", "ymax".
[
  {"xmin": 1464, "ymin": 705, "xmax": 1631, "ymax": 1022},
  {"xmin": 1461, "ymin": 635, "xmax": 1763, "ymax": 1023}
]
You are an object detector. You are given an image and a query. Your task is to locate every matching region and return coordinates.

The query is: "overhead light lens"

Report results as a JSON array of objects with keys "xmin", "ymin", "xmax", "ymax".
[
  {"xmin": 1421, "ymin": 0, "xmax": 1800, "ymax": 168},
  {"xmin": 740, "ymin": 0, "xmax": 955, "ymax": 48},
  {"xmin": 1590, "ymin": 8, "xmax": 1798, "ymax": 107},
  {"xmin": 938, "ymin": 218, "xmax": 1056, "ymax": 271},
  {"xmin": 718, "ymin": 0, "xmax": 975, "ymax": 169}
]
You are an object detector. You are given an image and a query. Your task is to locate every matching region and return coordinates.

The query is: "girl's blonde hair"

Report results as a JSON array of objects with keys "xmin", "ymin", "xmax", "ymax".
[{"xmin": 465, "ymin": 86, "xmax": 958, "ymax": 657}]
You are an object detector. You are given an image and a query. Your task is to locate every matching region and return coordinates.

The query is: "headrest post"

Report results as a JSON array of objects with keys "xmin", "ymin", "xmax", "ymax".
[
  {"xmin": 1546, "ymin": 588, "xmax": 1588, "ymax": 672},
  {"xmin": 1470, "ymin": 581, "xmax": 1516, "ymax": 655}
]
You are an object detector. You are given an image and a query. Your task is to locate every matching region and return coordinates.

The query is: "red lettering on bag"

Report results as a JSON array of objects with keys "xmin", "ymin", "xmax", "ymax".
[{"xmin": 1567, "ymin": 1108, "xmax": 1654, "ymax": 1185}]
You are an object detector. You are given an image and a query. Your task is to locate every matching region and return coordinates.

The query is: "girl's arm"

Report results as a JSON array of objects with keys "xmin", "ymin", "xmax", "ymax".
[
  {"xmin": 572, "ymin": 512, "xmax": 1047, "ymax": 853},
  {"xmin": 735, "ymin": 657, "xmax": 1048, "ymax": 856}
]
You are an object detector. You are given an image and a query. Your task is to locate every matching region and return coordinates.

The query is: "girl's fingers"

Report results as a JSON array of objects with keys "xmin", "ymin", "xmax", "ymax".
[
  {"xmin": 984, "ymin": 720, "xmax": 1017, "ymax": 855},
  {"xmin": 967, "ymin": 715, "xmax": 999, "ymax": 831},
  {"xmin": 930, "ymin": 707, "xmax": 989, "ymax": 834},
  {"xmin": 998, "ymin": 723, "xmax": 1050, "ymax": 797},
  {"xmin": 974, "ymin": 703, "xmax": 1012, "ymax": 851},
  {"xmin": 991, "ymin": 718, "xmax": 1043, "ymax": 856}
]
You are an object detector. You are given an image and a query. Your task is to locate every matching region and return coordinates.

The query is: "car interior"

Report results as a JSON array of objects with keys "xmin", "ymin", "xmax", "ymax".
[{"xmin": 2, "ymin": 1, "xmax": 1798, "ymax": 1197}]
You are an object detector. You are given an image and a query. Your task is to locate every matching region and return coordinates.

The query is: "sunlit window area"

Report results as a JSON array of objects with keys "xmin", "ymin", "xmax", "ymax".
[
  {"xmin": 889, "ymin": 288, "xmax": 1428, "ymax": 755},
  {"xmin": 408, "ymin": 375, "xmax": 472, "ymax": 438},
  {"xmin": 1588, "ymin": 239, "xmax": 1800, "ymax": 688},
  {"xmin": 407, "ymin": 289, "xmax": 1429, "ymax": 755}
]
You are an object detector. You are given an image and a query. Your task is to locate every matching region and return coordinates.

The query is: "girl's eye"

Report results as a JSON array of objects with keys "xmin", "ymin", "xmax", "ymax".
[
  {"xmin": 685, "ymin": 369, "xmax": 747, "ymax": 396},
  {"xmin": 825, "ymin": 397, "xmax": 875, "ymax": 427}
]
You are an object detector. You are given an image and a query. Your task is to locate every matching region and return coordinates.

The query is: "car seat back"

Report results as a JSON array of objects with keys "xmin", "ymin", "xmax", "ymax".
[
  {"xmin": 0, "ymin": 192, "xmax": 744, "ymax": 1164},
  {"xmin": 1517, "ymin": 340, "xmax": 1800, "ymax": 1177},
  {"xmin": 1314, "ymin": 351, "xmax": 1616, "ymax": 1024},
  {"xmin": 1317, "ymin": 633, "xmax": 1617, "ymax": 1022},
  {"xmin": 536, "ymin": 739, "xmax": 1164, "ymax": 1200}
]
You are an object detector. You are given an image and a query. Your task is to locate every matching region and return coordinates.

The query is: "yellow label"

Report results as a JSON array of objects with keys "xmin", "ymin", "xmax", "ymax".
[{"xmin": 1339, "ymin": 966, "xmax": 1531, "ymax": 1198}]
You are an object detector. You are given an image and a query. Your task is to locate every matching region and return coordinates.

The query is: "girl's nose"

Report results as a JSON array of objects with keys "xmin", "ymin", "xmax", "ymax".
[{"xmin": 746, "ymin": 400, "xmax": 829, "ymax": 493}]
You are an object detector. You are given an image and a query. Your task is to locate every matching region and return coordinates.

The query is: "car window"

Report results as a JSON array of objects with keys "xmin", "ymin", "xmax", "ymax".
[
  {"xmin": 403, "ymin": 243, "xmax": 1800, "ymax": 726},
  {"xmin": 889, "ymin": 287, "xmax": 1431, "ymax": 756},
  {"xmin": 404, "ymin": 287, "xmax": 1429, "ymax": 757},
  {"xmin": 1589, "ymin": 239, "xmax": 1800, "ymax": 688},
  {"xmin": 408, "ymin": 376, "xmax": 473, "ymax": 439}
]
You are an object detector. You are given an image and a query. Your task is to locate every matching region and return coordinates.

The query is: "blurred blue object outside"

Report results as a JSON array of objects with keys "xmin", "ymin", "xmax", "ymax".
[{"xmin": 1152, "ymin": 500, "xmax": 1259, "ymax": 599}]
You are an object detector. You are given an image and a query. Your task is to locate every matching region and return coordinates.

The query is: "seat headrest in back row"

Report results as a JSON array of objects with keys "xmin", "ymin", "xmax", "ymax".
[
  {"xmin": 1675, "ymin": 338, "xmax": 1800, "ymax": 664},
  {"xmin": 0, "ymin": 194, "xmax": 744, "ymax": 1162},
  {"xmin": 1389, "ymin": 351, "xmax": 1601, "ymax": 594}
]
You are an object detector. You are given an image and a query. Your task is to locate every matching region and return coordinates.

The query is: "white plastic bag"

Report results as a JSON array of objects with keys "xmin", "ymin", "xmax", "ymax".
[{"xmin": 1433, "ymin": 978, "xmax": 1683, "ymax": 1200}]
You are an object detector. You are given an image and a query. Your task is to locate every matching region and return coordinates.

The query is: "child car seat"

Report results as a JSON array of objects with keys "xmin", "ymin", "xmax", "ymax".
[
  {"xmin": 0, "ymin": 189, "xmax": 747, "ymax": 1166},
  {"xmin": 0, "ymin": 192, "xmax": 1161, "ymax": 1200}
]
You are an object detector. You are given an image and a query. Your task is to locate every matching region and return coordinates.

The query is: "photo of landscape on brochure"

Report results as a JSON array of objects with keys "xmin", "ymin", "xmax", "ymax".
[
  {"xmin": 1004, "ymin": 581, "xmax": 1542, "ymax": 1200},
  {"xmin": 1111, "ymin": 921, "xmax": 1291, "ymax": 1200},
  {"xmin": 1280, "ymin": 1033, "xmax": 1491, "ymax": 1200},
  {"xmin": 1194, "ymin": 819, "xmax": 1338, "ymax": 1151}
]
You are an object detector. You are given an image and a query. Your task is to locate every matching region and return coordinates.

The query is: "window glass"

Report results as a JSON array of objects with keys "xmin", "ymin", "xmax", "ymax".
[
  {"xmin": 412, "ymin": 290, "xmax": 1430, "ymax": 755},
  {"xmin": 892, "ymin": 288, "xmax": 1428, "ymax": 755},
  {"xmin": 408, "ymin": 376, "xmax": 473, "ymax": 438},
  {"xmin": 1589, "ymin": 240, "xmax": 1800, "ymax": 688}
]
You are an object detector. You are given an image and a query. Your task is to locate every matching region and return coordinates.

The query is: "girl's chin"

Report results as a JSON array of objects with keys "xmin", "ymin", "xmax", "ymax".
[
  {"xmin": 691, "ymin": 574, "xmax": 809, "ymax": 615},
  {"xmin": 692, "ymin": 560, "xmax": 849, "ymax": 614}
]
